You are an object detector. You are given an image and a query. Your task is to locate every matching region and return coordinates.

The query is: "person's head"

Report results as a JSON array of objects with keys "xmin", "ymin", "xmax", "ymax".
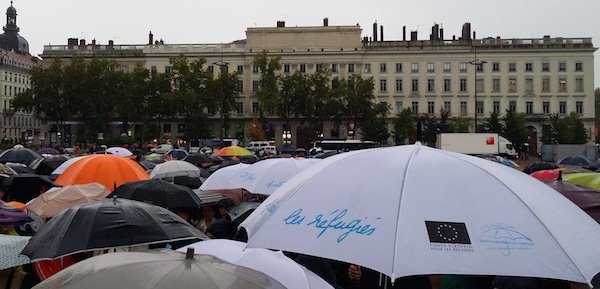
[
  {"xmin": 206, "ymin": 219, "xmax": 236, "ymax": 239},
  {"xmin": 171, "ymin": 207, "xmax": 191, "ymax": 221},
  {"xmin": 202, "ymin": 205, "xmax": 214, "ymax": 219}
]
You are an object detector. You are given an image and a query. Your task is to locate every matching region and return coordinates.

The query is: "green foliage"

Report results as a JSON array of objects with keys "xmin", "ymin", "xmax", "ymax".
[
  {"xmin": 503, "ymin": 109, "xmax": 529, "ymax": 147},
  {"xmin": 450, "ymin": 116, "xmax": 472, "ymax": 133},
  {"xmin": 541, "ymin": 112, "xmax": 588, "ymax": 144},
  {"xmin": 253, "ymin": 51, "xmax": 281, "ymax": 116},
  {"xmin": 483, "ymin": 112, "xmax": 505, "ymax": 134},
  {"xmin": 359, "ymin": 102, "xmax": 390, "ymax": 143},
  {"xmin": 392, "ymin": 108, "xmax": 416, "ymax": 145}
]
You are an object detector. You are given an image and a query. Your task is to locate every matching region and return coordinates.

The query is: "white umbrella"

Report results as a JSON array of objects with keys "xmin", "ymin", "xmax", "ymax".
[
  {"xmin": 177, "ymin": 239, "xmax": 334, "ymax": 289},
  {"xmin": 0, "ymin": 234, "xmax": 31, "ymax": 270},
  {"xmin": 150, "ymin": 160, "xmax": 201, "ymax": 179},
  {"xmin": 50, "ymin": 155, "xmax": 86, "ymax": 177},
  {"xmin": 33, "ymin": 248, "xmax": 286, "ymax": 289},
  {"xmin": 106, "ymin": 147, "xmax": 133, "ymax": 157},
  {"xmin": 241, "ymin": 144, "xmax": 600, "ymax": 286},
  {"xmin": 199, "ymin": 163, "xmax": 251, "ymax": 191},
  {"xmin": 227, "ymin": 158, "xmax": 321, "ymax": 195}
]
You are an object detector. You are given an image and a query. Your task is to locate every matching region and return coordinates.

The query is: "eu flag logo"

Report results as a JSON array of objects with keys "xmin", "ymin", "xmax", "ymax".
[{"xmin": 425, "ymin": 221, "xmax": 471, "ymax": 244}]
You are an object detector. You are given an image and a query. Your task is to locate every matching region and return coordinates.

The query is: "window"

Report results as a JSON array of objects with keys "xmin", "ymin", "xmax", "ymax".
[
  {"xmin": 460, "ymin": 62, "xmax": 467, "ymax": 72},
  {"xmin": 492, "ymin": 78, "xmax": 500, "ymax": 92},
  {"xmin": 526, "ymin": 101, "xmax": 533, "ymax": 115},
  {"xmin": 525, "ymin": 78, "xmax": 533, "ymax": 92},
  {"xmin": 476, "ymin": 78, "xmax": 484, "ymax": 93},
  {"xmin": 252, "ymin": 102, "xmax": 259, "ymax": 114},
  {"xmin": 558, "ymin": 62, "xmax": 566, "ymax": 71},
  {"xmin": 576, "ymin": 101, "xmax": 583, "ymax": 114},
  {"xmin": 444, "ymin": 101, "xmax": 451, "ymax": 114},
  {"xmin": 543, "ymin": 101, "xmax": 550, "ymax": 114},
  {"xmin": 395, "ymin": 63, "xmax": 402, "ymax": 73},
  {"xmin": 252, "ymin": 80, "xmax": 259, "ymax": 93},
  {"xmin": 395, "ymin": 101, "xmax": 403, "ymax": 113},
  {"xmin": 509, "ymin": 101, "xmax": 516, "ymax": 112},
  {"xmin": 284, "ymin": 64, "xmax": 290, "ymax": 73},
  {"xmin": 237, "ymin": 79, "xmax": 244, "ymax": 92},
  {"xmin": 299, "ymin": 64, "xmax": 306, "ymax": 73},
  {"xmin": 525, "ymin": 62, "xmax": 533, "ymax": 72},
  {"xmin": 476, "ymin": 62, "xmax": 484, "ymax": 72},
  {"xmin": 428, "ymin": 101, "xmax": 435, "ymax": 114},
  {"xmin": 493, "ymin": 101, "xmax": 500, "ymax": 114},
  {"xmin": 380, "ymin": 79, "xmax": 387, "ymax": 92},
  {"xmin": 460, "ymin": 101, "xmax": 467, "ymax": 114},
  {"xmin": 459, "ymin": 78, "xmax": 467, "ymax": 92},
  {"xmin": 559, "ymin": 101, "xmax": 566, "ymax": 114},
  {"xmin": 443, "ymin": 62, "xmax": 451, "ymax": 73},
  {"xmin": 411, "ymin": 79, "xmax": 419, "ymax": 92},
  {"xmin": 364, "ymin": 63, "xmax": 371, "ymax": 73},
  {"xmin": 395, "ymin": 78, "xmax": 403, "ymax": 92},
  {"xmin": 476, "ymin": 101, "xmax": 483, "ymax": 115},
  {"xmin": 542, "ymin": 62, "xmax": 550, "ymax": 72},
  {"xmin": 427, "ymin": 62, "xmax": 434, "ymax": 73},
  {"xmin": 508, "ymin": 62, "xmax": 516, "ymax": 72},
  {"xmin": 165, "ymin": 66, "xmax": 171, "ymax": 74},
  {"xmin": 207, "ymin": 65, "xmax": 214, "ymax": 73},
  {"xmin": 427, "ymin": 78, "xmax": 435, "ymax": 92},
  {"xmin": 412, "ymin": 101, "xmax": 419, "ymax": 115},
  {"xmin": 411, "ymin": 63, "xmax": 419, "ymax": 73},
  {"xmin": 575, "ymin": 78, "xmax": 583, "ymax": 92},
  {"xmin": 380, "ymin": 63, "xmax": 387, "ymax": 73},
  {"xmin": 236, "ymin": 102, "xmax": 244, "ymax": 114},
  {"xmin": 316, "ymin": 64, "xmax": 323, "ymax": 72},
  {"xmin": 252, "ymin": 65, "xmax": 259, "ymax": 73},
  {"xmin": 508, "ymin": 78, "xmax": 517, "ymax": 92},
  {"xmin": 443, "ymin": 78, "xmax": 451, "ymax": 92},
  {"xmin": 348, "ymin": 63, "xmax": 355, "ymax": 73},
  {"xmin": 492, "ymin": 62, "xmax": 500, "ymax": 72},
  {"xmin": 575, "ymin": 62, "xmax": 583, "ymax": 71},
  {"xmin": 237, "ymin": 65, "xmax": 243, "ymax": 73},
  {"xmin": 331, "ymin": 63, "xmax": 339, "ymax": 73},
  {"xmin": 558, "ymin": 78, "xmax": 567, "ymax": 92},
  {"xmin": 542, "ymin": 78, "xmax": 550, "ymax": 92}
]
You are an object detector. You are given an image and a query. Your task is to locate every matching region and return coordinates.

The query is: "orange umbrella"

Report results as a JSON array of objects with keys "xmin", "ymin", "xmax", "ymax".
[
  {"xmin": 54, "ymin": 154, "xmax": 150, "ymax": 191},
  {"xmin": 212, "ymin": 146, "xmax": 253, "ymax": 157}
]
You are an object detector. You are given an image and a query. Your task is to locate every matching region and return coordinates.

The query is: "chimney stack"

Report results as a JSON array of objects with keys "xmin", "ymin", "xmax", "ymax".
[
  {"xmin": 277, "ymin": 21, "xmax": 285, "ymax": 27},
  {"xmin": 323, "ymin": 17, "xmax": 329, "ymax": 27},
  {"xmin": 411, "ymin": 30, "xmax": 418, "ymax": 41},
  {"xmin": 373, "ymin": 22, "xmax": 378, "ymax": 42},
  {"xmin": 149, "ymin": 31, "xmax": 153, "ymax": 45},
  {"xmin": 403, "ymin": 26, "xmax": 406, "ymax": 41},
  {"xmin": 380, "ymin": 25, "xmax": 384, "ymax": 41}
]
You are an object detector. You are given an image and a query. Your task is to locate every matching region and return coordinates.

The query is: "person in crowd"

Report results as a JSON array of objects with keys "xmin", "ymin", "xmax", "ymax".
[
  {"xmin": 337, "ymin": 263, "xmax": 431, "ymax": 289},
  {"xmin": 196, "ymin": 205, "xmax": 216, "ymax": 234},
  {"xmin": 215, "ymin": 198, "xmax": 235, "ymax": 222},
  {"xmin": 205, "ymin": 219, "xmax": 237, "ymax": 239}
]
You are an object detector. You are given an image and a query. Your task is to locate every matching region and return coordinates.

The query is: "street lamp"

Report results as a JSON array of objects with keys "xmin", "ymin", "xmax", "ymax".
[
  {"xmin": 469, "ymin": 57, "xmax": 487, "ymax": 133},
  {"xmin": 213, "ymin": 57, "xmax": 229, "ymax": 140}
]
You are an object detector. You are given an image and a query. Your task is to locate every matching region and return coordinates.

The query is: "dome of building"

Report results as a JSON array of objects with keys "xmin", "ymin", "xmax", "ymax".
[{"xmin": 0, "ymin": 2, "xmax": 29, "ymax": 54}]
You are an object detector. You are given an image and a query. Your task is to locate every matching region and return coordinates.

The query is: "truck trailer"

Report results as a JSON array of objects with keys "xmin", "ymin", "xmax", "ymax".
[{"xmin": 436, "ymin": 133, "xmax": 517, "ymax": 158}]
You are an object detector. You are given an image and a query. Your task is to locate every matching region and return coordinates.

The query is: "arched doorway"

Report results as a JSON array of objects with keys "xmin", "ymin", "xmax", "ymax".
[{"xmin": 526, "ymin": 126, "xmax": 538, "ymax": 157}]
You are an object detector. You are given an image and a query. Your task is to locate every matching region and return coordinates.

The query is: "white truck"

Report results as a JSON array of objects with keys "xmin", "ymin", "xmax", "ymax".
[{"xmin": 436, "ymin": 133, "xmax": 517, "ymax": 158}]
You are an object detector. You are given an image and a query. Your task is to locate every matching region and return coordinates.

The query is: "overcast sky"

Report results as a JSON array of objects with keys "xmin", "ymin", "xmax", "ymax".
[{"xmin": 11, "ymin": 0, "xmax": 600, "ymax": 87}]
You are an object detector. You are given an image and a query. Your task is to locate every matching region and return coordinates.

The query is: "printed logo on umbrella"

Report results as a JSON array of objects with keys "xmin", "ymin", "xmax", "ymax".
[{"xmin": 426, "ymin": 221, "xmax": 475, "ymax": 253}]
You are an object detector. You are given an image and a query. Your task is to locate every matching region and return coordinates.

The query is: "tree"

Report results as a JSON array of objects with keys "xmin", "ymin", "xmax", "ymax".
[
  {"xmin": 253, "ymin": 50, "xmax": 281, "ymax": 117},
  {"xmin": 392, "ymin": 108, "xmax": 416, "ymax": 145},
  {"xmin": 247, "ymin": 118, "xmax": 265, "ymax": 141},
  {"xmin": 483, "ymin": 112, "xmax": 504, "ymax": 134},
  {"xmin": 562, "ymin": 112, "xmax": 588, "ymax": 144},
  {"xmin": 421, "ymin": 114, "xmax": 439, "ymax": 146},
  {"xmin": 450, "ymin": 116, "xmax": 472, "ymax": 133},
  {"xmin": 360, "ymin": 102, "xmax": 390, "ymax": 143},
  {"xmin": 503, "ymin": 109, "xmax": 529, "ymax": 149},
  {"xmin": 343, "ymin": 74, "xmax": 377, "ymax": 139}
]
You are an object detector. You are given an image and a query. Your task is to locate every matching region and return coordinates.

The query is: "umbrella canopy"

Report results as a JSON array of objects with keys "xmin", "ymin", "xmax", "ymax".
[
  {"xmin": 106, "ymin": 147, "xmax": 133, "ymax": 157},
  {"xmin": 562, "ymin": 172, "xmax": 600, "ymax": 191},
  {"xmin": 30, "ymin": 155, "xmax": 70, "ymax": 176},
  {"xmin": 0, "ymin": 200, "xmax": 32, "ymax": 226},
  {"xmin": 558, "ymin": 155, "xmax": 599, "ymax": 169},
  {"xmin": 200, "ymin": 163, "xmax": 251, "ymax": 191},
  {"xmin": 178, "ymin": 239, "xmax": 334, "ymax": 289},
  {"xmin": 5, "ymin": 162, "xmax": 35, "ymax": 174},
  {"xmin": 241, "ymin": 145, "xmax": 600, "ymax": 286},
  {"xmin": 227, "ymin": 158, "xmax": 321, "ymax": 195},
  {"xmin": 27, "ymin": 182, "xmax": 112, "ymax": 218},
  {"xmin": 172, "ymin": 175, "xmax": 204, "ymax": 189},
  {"xmin": 50, "ymin": 156, "xmax": 86, "ymax": 177},
  {"xmin": 33, "ymin": 248, "xmax": 285, "ymax": 289},
  {"xmin": 37, "ymin": 147, "xmax": 60, "ymax": 155},
  {"xmin": 530, "ymin": 169, "xmax": 560, "ymax": 181},
  {"xmin": 228, "ymin": 201, "xmax": 261, "ymax": 226},
  {"xmin": 522, "ymin": 162, "xmax": 558, "ymax": 174},
  {"xmin": 54, "ymin": 154, "xmax": 150, "ymax": 191},
  {"xmin": 212, "ymin": 146, "xmax": 253, "ymax": 157},
  {"xmin": 109, "ymin": 179, "xmax": 202, "ymax": 209},
  {"xmin": 0, "ymin": 234, "xmax": 31, "ymax": 270},
  {"xmin": 0, "ymin": 163, "xmax": 16, "ymax": 175},
  {"xmin": 183, "ymin": 153, "xmax": 222, "ymax": 169},
  {"xmin": 142, "ymin": 153, "xmax": 165, "ymax": 163},
  {"xmin": 3, "ymin": 173, "xmax": 58, "ymax": 203},
  {"xmin": 165, "ymin": 149, "xmax": 189, "ymax": 160},
  {"xmin": 543, "ymin": 178, "xmax": 600, "ymax": 224},
  {"xmin": 150, "ymin": 160, "xmax": 201, "ymax": 179},
  {"xmin": 21, "ymin": 198, "xmax": 207, "ymax": 261},
  {"xmin": 0, "ymin": 145, "xmax": 43, "ymax": 166}
]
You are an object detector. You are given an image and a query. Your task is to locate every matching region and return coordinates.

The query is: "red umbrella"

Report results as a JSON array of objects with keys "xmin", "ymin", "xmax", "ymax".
[{"xmin": 530, "ymin": 169, "xmax": 560, "ymax": 181}]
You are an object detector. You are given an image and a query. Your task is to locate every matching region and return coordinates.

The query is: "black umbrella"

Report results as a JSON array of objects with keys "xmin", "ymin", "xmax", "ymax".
[
  {"xmin": 21, "ymin": 198, "xmax": 208, "ymax": 260},
  {"xmin": 3, "ymin": 173, "xmax": 58, "ymax": 203},
  {"xmin": 172, "ymin": 175, "xmax": 204, "ymax": 189},
  {"xmin": 5, "ymin": 162, "xmax": 35, "ymax": 174},
  {"xmin": 522, "ymin": 161, "xmax": 559, "ymax": 174},
  {"xmin": 109, "ymin": 179, "xmax": 202, "ymax": 209},
  {"xmin": 30, "ymin": 155, "xmax": 70, "ymax": 175},
  {"xmin": 0, "ymin": 146, "xmax": 43, "ymax": 166}
]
